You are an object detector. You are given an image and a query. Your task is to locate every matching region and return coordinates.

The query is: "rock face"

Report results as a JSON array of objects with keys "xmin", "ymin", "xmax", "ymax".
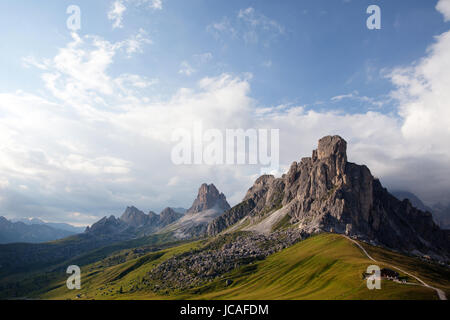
[
  {"xmin": 120, "ymin": 206, "xmax": 155, "ymax": 228},
  {"xmin": 159, "ymin": 207, "xmax": 184, "ymax": 227},
  {"xmin": 165, "ymin": 184, "xmax": 231, "ymax": 239},
  {"xmin": 85, "ymin": 215, "xmax": 131, "ymax": 235},
  {"xmin": 87, "ymin": 206, "xmax": 186, "ymax": 237},
  {"xmin": 145, "ymin": 229, "xmax": 305, "ymax": 292},
  {"xmin": 187, "ymin": 184, "xmax": 230, "ymax": 214},
  {"xmin": 208, "ymin": 135, "xmax": 449, "ymax": 259}
]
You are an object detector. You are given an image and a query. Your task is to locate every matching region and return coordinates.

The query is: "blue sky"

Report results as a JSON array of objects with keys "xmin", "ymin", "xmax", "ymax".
[
  {"xmin": 1, "ymin": 0, "xmax": 447, "ymax": 110},
  {"xmin": 0, "ymin": 1, "xmax": 445, "ymax": 107},
  {"xmin": 1, "ymin": 0, "xmax": 450, "ymax": 225}
]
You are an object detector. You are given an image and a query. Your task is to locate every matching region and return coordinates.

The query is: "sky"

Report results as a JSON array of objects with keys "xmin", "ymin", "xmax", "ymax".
[{"xmin": 0, "ymin": 0, "xmax": 450, "ymax": 226}]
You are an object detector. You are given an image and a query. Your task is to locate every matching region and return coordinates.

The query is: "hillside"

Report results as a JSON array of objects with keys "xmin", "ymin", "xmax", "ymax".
[{"xmin": 38, "ymin": 233, "xmax": 449, "ymax": 300}]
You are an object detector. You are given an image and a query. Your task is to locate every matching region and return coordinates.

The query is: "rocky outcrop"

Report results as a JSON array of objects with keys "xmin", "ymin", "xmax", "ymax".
[
  {"xmin": 159, "ymin": 207, "xmax": 184, "ymax": 227},
  {"xmin": 208, "ymin": 135, "xmax": 450, "ymax": 259},
  {"xmin": 164, "ymin": 184, "xmax": 231, "ymax": 239},
  {"xmin": 87, "ymin": 205, "xmax": 186, "ymax": 237},
  {"xmin": 144, "ymin": 229, "xmax": 305, "ymax": 292},
  {"xmin": 120, "ymin": 206, "xmax": 157, "ymax": 228},
  {"xmin": 85, "ymin": 215, "xmax": 131, "ymax": 235},
  {"xmin": 187, "ymin": 184, "xmax": 230, "ymax": 214}
]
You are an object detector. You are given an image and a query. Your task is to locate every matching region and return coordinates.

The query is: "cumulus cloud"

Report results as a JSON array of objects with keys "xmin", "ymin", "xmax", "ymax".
[
  {"xmin": 0, "ymin": 33, "xmax": 258, "ymax": 224},
  {"xmin": 389, "ymin": 30, "xmax": 450, "ymax": 158},
  {"xmin": 437, "ymin": 0, "xmax": 450, "ymax": 21}
]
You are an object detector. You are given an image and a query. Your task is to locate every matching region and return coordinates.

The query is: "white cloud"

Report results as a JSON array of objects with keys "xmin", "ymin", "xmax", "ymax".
[
  {"xmin": 147, "ymin": 0, "xmax": 163, "ymax": 10},
  {"xmin": 108, "ymin": 0, "xmax": 127, "ymax": 29},
  {"xmin": 178, "ymin": 61, "xmax": 196, "ymax": 76},
  {"xmin": 330, "ymin": 91, "xmax": 386, "ymax": 109},
  {"xmin": 115, "ymin": 73, "xmax": 158, "ymax": 90},
  {"xmin": 388, "ymin": 30, "xmax": 450, "ymax": 158},
  {"xmin": 121, "ymin": 28, "xmax": 152, "ymax": 56},
  {"xmin": 238, "ymin": 7, "xmax": 284, "ymax": 35},
  {"xmin": 107, "ymin": 0, "xmax": 163, "ymax": 29},
  {"xmin": 437, "ymin": 0, "xmax": 450, "ymax": 21},
  {"xmin": 331, "ymin": 93, "xmax": 355, "ymax": 101}
]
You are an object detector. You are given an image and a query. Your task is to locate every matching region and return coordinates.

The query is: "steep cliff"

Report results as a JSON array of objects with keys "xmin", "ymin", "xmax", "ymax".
[{"xmin": 208, "ymin": 136, "xmax": 449, "ymax": 258}]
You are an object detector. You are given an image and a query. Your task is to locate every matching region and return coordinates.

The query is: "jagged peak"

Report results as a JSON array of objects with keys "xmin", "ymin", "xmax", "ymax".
[
  {"xmin": 315, "ymin": 135, "xmax": 347, "ymax": 161},
  {"xmin": 254, "ymin": 175, "xmax": 275, "ymax": 185},
  {"xmin": 198, "ymin": 183, "xmax": 219, "ymax": 193},
  {"xmin": 160, "ymin": 207, "xmax": 176, "ymax": 215},
  {"xmin": 187, "ymin": 183, "xmax": 230, "ymax": 214},
  {"xmin": 148, "ymin": 211, "xmax": 158, "ymax": 218}
]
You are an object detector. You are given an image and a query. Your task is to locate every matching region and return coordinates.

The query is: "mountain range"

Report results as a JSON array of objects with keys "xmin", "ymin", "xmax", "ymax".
[
  {"xmin": 85, "ymin": 183, "xmax": 230, "ymax": 239},
  {"xmin": 0, "ymin": 217, "xmax": 80, "ymax": 244},
  {"xmin": 12, "ymin": 217, "xmax": 85, "ymax": 233},
  {"xmin": 391, "ymin": 191, "xmax": 450, "ymax": 230},
  {"xmin": 0, "ymin": 135, "xmax": 449, "ymax": 300}
]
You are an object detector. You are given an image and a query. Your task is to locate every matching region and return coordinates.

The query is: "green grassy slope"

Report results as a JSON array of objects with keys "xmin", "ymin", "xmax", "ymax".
[
  {"xmin": 40, "ymin": 233, "xmax": 445, "ymax": 300},
  {"xmin": 359, "ymin": 241, "xmax": 450, "ymax": 297},
  {"xmin": 40, "ymin": 240, "xmax": 203, "ymax": 300},
  {"xmin": 0, "ymin": 232, "xmax": 182, "ymax": 298}
]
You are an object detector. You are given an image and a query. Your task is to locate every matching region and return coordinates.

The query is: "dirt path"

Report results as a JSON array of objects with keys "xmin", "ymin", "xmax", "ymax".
[{"xmin": 344, "ymin": 235, "xmax": 447, "ymax": 301}]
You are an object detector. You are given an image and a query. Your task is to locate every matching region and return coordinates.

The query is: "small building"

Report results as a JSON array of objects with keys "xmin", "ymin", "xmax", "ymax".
[{"xmin": 381, "ymin": 268, "xmax": 399, "ymax": 280}]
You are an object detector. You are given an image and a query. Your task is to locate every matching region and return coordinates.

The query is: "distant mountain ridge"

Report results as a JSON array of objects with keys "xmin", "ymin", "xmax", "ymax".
[
  {"xmin": 391, "ymin": 191, "xmax": 433, "ymax": 213},
  {"xmin": 0, "ymin": 216, "xmax": 76, "ymax": 244},
  {"xmin": 85, "ymin": 206, "xmax": 187, "ymax": 237},
  {"xmin": 432, "ymin": 204, "xmax": 450, "ymax": 230},
  {"xmin": 12, "ymin": 217, "xmax": 85, "ymax": 234},
  {"xmin": 392, "ymin": 191, "xmax": 450, "ymax": 230}
]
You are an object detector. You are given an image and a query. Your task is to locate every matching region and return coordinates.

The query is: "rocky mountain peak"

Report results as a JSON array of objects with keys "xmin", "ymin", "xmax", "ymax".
[
  {"xmin": 120, "ymin": 206, "xmax": 148, "ymax": 227},
  {"xmin": 208, "ymin": 135, "xmax": 449, "ymax": 259},
  {"xmin": 86, "ymin": 215, "xmax": 129, "ymax": 235},
  {"xmin": 316, "ymin": 135, "xmax": 347, "ymax": 161},
  {"xmin": 159, "ymin": 207, "xmax": 184, "ymax": 226},
  {"xmin": 187, "ymin": 183, "xmax": 230, "ymax": 214}
]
